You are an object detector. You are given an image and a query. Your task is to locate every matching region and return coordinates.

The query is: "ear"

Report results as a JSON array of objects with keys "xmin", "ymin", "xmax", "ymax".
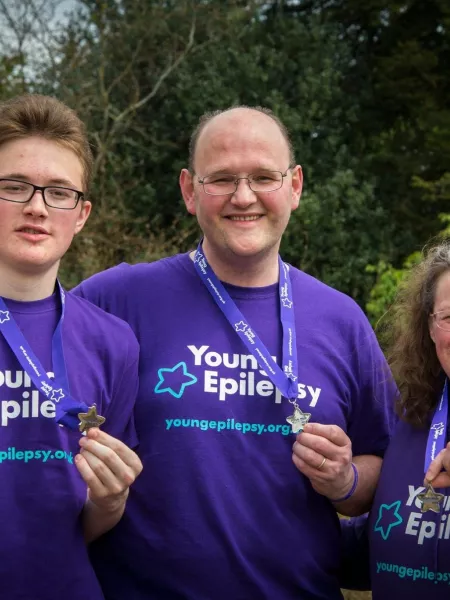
[
  {"xmin": 74, "ymin": 200, "xmax": 92, "ymax": 234},
  {"xmin": 180, "ymin": 169, "xmax": 196, "ymax": 215},
  {"xmin": 290, "ymin": 165, "xmax": 303, "ymax": 211}
]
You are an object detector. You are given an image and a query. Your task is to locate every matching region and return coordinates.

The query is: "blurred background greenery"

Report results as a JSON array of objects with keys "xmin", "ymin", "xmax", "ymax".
[{"xmin": 1, "ymin": 0, "xmax": 448, "ymax": 327}]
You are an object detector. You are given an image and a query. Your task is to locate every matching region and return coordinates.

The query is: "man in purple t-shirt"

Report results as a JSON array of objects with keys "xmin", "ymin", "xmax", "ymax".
[{"xmin": 75, "ymin": 106, "xmax": 396, "ymax": 599}]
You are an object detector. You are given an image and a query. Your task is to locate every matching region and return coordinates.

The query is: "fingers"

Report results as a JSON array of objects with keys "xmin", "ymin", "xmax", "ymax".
[
  {"xmin": 292, "ymin": 440, "xmax": 330, "ymax": 478},
  {"xmin": 295, "ymin": 431, "xmax": 348, "ymax": 461},
  {"xmin": 292, "ymin": 453, "xmax": 329, "ymax": 480},
  {"xmin": 425, "ymin": 444, "xmax": 450, "ymax": 489},
  {"xmin": 291, "ymin": 424, "xmax": 353, "ymax": 500},
  {"xmin": 292, "ymin": 425, "xmax": 352, "ymax": 471},
  {"xmin": 75, "ymin": 451, "xmax": 116, "ymax": 499},
  {"xmin": 429, "ymin": 472, "xmax": 450, "ymax": 488},
  {"xmin": 75, "ymin": 429, "xmax": 143, "ymax": 507},
  {"xmin": 81, "ymin": 428, "xmax": 143, "ymax": 475},
  {"xmin": 302, "ymin": 423, "xmax": 349, "ymax": 447}
]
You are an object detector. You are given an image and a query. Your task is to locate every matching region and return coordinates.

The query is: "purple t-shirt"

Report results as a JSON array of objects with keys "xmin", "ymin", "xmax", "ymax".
[
  {"xmin": 0, "ymin": 292, "xmax": 139, "ymax": 600},
  {"xmin": 75, "ymin": 253, "xmax": 396, "ymax": 600},
  {"xmin": 370, "ymin": 419, "xmax": 450, "ymax": 597}
]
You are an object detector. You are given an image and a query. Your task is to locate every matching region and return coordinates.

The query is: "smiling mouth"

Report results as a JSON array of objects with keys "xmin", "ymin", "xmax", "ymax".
[{"xmin": 226, "ymin": 215, "xmax": 262, "ymax": 221}]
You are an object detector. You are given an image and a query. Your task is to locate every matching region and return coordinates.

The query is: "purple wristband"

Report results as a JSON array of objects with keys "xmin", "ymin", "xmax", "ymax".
[{"xmin": 331, "ymin": 462, "xmax": 359, "ymax": 503}]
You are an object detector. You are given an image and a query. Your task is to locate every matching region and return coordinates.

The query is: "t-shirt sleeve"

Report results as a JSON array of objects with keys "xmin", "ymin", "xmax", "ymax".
[
  {"xmin": 347, "ymin": 320, "xmax": 398, "ymax": 458},
  {"xmin": 102, "ymin": 330, "xmax": 139, "ymax": 449},
  {"xmin": 72, "ymin": 267, "xmax": 139, "ymax": 448},
  {"xmin": 72, "ymin": 265, "xmax": 128, "ymax": 314}
]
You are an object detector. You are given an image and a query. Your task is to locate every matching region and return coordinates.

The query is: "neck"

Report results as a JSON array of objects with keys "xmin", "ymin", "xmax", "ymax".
[
  {"xmin": 197, "ymin": 240, "xmax": 280, "ymax": 287},
  {"xmin": 0, "ymin": 264, "xmax": 58, "ymax": 301}
]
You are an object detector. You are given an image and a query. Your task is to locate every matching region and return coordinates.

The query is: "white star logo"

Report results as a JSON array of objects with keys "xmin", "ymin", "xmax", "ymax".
[
  {"xmin": 286, "ymin": 373, "xmax": 298, "ymax": 382},
  {"xmin": 0, "ymin": 310, "xmax": 10, "ymax": 324},
  {"xmin": 194, "ymin": 252, "xmax": 204, "ymax": 263},
  {"xmin": 234, "ymin": 321, "xmax": 248, "ymax": 332},
  {"xmin": 50, "ymin": 388, "xmax": 65, "ymax": 402},
  {"xmin": 281, "ymin": 298, "xmax": 293, "ymax": 308},
  {"xmin": 431, "ymin": 422, "xmax": 445, "ymax": 436}
]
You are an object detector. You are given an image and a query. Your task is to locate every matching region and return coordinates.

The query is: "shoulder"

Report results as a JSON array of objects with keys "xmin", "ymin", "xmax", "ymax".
[
  {"xmin": 65, "ymin": 293, "xmax": 139, "ymax": 360},
  {"xmin": 78, "ymin": 253, "xmax": 190, "ymax": 288},
  {"xmin": 72, "ymin": 253, "xmax": 193, "ymax": 305},
  {"xmin": 288, "ymin": 265, "xmax": 367, "ymax": 322}
]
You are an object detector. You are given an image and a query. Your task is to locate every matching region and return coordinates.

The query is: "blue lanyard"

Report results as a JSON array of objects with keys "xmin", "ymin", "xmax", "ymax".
[
  {"xmin": 193, "ymin": 243, "xmax": 299, "ymax": 402},
  {"xmin": 424, "ymin": 380, "xmax": 449, "ymax": 474},
  {"xmin": 0, "ymin": 282, "xmax": 89, "ymax": 430}
]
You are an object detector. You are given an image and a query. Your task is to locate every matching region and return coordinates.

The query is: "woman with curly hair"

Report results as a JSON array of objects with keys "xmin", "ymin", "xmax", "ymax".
[{"xmin": 369, "ymin": 239, "xmax": 450, "ymax": 598}]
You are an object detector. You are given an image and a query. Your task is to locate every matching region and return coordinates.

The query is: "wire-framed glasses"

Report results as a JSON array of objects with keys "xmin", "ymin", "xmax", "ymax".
[
  {"xmin": 430, "ymin": 310, "xmax": 450, "ymax": 332},
  {"xmin": 0, "ymin": 179, "xmax": 84, "ymax": 210},
  {"xmin": 197, "ymin": 167, "xmax": 293, "ymax": 196}
]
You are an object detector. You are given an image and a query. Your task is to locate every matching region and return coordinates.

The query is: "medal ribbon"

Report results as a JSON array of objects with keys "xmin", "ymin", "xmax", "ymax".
[
  {"xmin": 0, "ymin": 282, "xmax": 89, "ymax": 430},
  {"xmin": 193, "ymin": 242, "xmax": 298, "ymax": 402},
  {"xmin": 424, "ymin": 379, "xmax": 449, "ymax": 475}
]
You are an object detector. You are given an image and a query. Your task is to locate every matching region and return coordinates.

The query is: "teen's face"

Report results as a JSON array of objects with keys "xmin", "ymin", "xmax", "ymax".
[
  {"xmin": 180, "ymin": 109, "xmax": 302, "ymax": 263},
  {"xmin": 430, "ymin": 270, "xmax": 450, "ymax": 378},
  {"xmin": 0, "ymin": 136, "xmax": 91, "ymax": 276}
]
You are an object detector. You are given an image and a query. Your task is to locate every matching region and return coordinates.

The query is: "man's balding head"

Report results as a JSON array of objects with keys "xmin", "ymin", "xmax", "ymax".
[{"xmin": 188, "ymin": 106, "xmax": 295, "ymax": 173}]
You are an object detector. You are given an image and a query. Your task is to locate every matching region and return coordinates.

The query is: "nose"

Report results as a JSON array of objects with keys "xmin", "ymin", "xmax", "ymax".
[
  {"xmin": 23, "ymin": 189, "xmax": 48, "ymax": 217},
  {"xmin": 230, "ymin": 178, "xmax": 257, "ymax": 208}
]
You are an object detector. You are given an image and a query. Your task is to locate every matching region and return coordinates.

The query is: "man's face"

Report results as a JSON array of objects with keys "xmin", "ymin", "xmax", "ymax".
[
  {"xmin": 430, "ymin": 270, "xmax": 450, "ymax": 378},
  {"xmin": 180, "ymin": 109, "xmax": 302, "ymax": 264},
  {"xmin": 0, "ymin": 136, "xmax": 91, "ymax": 277}
]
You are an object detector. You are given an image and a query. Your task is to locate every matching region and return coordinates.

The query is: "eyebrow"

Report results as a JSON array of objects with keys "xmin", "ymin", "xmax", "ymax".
[
  {"xmin": 0, "ymin": 173, "xmax": 79, "ymax": 189},
  {"xmin": 205, "ymin": 166, "xmax": 279, "ymax": 175}
]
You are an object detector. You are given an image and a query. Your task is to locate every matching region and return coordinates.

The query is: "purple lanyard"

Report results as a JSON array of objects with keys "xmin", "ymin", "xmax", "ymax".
[
  {"xmin": 193, "ymin": 243, "xmax": 298, "ymax": 401},
  {"xmin": 0, "ymin": 282, "xmax": 89, "ymax": 430},
  {"xmin": 424, "ymin": 380, "xmax": 448, "ymax": 474}
]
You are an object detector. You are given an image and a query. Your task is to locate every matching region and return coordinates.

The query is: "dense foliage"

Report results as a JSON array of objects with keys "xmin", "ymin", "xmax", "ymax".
[{"xmin": 0, "ymin": 0, "xmax": 448, "ymax": 319}]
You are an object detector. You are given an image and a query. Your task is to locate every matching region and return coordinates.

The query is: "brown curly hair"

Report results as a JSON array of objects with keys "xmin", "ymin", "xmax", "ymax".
[{"xmin": 386, "ymin": 239, "xmax": 450, "ymax": 427}]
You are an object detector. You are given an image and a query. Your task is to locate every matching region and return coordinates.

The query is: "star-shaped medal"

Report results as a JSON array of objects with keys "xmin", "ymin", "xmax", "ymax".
[
  {"xmin": 286, "ymin": 406, "xmax": 311, "ymax": 434},
  {"xmin": 417, "ymin": 483, "xmax": 444, "ymax": 514},
  {"xmin": 78, "ymin": 405, "xmax": 106, "ymax": 433}
]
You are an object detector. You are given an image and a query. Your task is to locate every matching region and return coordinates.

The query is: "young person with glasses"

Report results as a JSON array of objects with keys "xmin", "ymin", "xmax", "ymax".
[
  {"xmin": 75, "ymin": 106, "xmax": 396, "ymax": 599},
  {"xmin": 0, "ymin": 94, "xmax": 142, "ymax": 600}
]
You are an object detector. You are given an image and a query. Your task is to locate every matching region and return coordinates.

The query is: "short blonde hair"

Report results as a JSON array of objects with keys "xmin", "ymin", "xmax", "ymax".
[{"xmin": 0, "ymin": 94, "xmax": 93, "ymax": 192}]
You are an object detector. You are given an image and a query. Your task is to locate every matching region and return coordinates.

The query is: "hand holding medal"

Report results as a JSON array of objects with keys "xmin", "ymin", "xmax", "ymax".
[
  {"xmin": 291, "ymin": 422, "xmax": 356, "ymax": 501},
  {"xmin": 75, "ymin": 428, "xmax": 143, "ymax": 515},
  {"xmin": 419, "ymin": 439, "xmax": 450, "ymax": 514},
  {"xmin": 425, "ymin": 442, "xmax": 450, "ymax": 489}
]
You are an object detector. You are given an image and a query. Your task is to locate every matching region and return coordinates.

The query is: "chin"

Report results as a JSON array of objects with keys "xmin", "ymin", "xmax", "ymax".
[
  {"xmin": 13, "ymin": 254, "xmax": 59, "ymax": 274},
  {"xmin": 226, "ymin": 237, "xmax": 276, "ymax": 259}
]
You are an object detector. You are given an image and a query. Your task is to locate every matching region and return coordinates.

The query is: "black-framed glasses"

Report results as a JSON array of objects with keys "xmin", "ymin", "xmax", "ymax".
[
  {"xmin": 0, "ymin": 179, "xmax": 85, "ymax": 210},
  {"xmin": 430, "ymin": 310, "xmax": 450, "ymax": 332},
  {"xmin": 197, "ymin": 166, "xmax": 293, "ymax": 196}
]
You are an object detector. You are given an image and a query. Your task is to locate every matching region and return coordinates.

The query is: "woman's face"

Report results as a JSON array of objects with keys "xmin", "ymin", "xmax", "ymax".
[
  {"xmin": 430, "ymin": 270, "xmax": 450, "ymax": 378},
  {"xmin": 0, "ymin": 136, "xmax": 91, "ymax": 276}
]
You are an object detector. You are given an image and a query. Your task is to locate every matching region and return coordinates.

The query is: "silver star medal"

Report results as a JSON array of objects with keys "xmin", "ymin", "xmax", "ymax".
[
  {"xmin": 417, "ymin": 482, "xmax": 444, "ymax": 514},
  {"xmin": 286, "ymin": 405, "xmax": 311, "ymax": 434}
]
